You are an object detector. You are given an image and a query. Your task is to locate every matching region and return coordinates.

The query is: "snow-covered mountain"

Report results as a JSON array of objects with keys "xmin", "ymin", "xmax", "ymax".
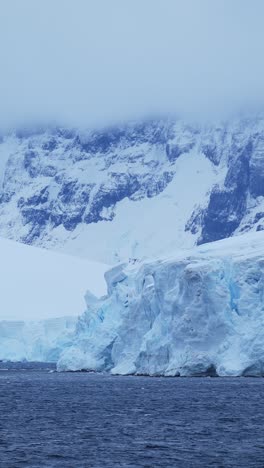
[
  {"xmin": 57, "ymin": 230, "xmax": 264, "ymax": 377},
  {"xmin": 1, "ymin": 116, "xmax": 264, "ymax": 263},
  {"xmin": 2, "ymin": 115, "xmax": 264, "ymax": 370}
]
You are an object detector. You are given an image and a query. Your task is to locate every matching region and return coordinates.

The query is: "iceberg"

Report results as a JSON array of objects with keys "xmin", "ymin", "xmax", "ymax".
[{"xmin": 58, "ymin": 231, "xmax": 264, "ymax": 376}]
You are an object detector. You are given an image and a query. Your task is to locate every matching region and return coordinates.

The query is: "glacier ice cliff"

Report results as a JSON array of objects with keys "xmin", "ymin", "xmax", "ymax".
[
  {"xmin": 0, "ymin": 316, "xmax": 77, "ymax": 362},
  {"xmin": 1, "ymin": 116, "xmax": 264, "ymax": 262},
  {"xmin": 57, "ymin": 231, "xmax": 264, "ymax": 377}
]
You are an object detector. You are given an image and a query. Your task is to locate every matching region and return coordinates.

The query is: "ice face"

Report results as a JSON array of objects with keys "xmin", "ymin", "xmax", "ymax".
[
  {"xmin": 57, "ymin": 231, "xmax": 264, "ymax": 377},
  {"xmin": 0, "ymin": 316, "xmax": 77, "ymax": 362}
]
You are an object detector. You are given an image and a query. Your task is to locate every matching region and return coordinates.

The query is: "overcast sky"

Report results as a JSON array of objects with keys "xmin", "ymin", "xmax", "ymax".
[{"xmin": 0, "ymin": 0, "xmax": 264, "ymax": 128}]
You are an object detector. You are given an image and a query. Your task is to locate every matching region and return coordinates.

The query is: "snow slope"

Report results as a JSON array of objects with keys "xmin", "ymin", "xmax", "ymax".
[
  {"xmin": 63, "ymin": 149, "xmax": 222, "ymax": 262},
  {"xmin": 58, "ymin": 231, "xmax": 264, "ymax": 377},
  {"xmin": 0, "ymin": 238, "xmax": 108, "ymax": 320}
]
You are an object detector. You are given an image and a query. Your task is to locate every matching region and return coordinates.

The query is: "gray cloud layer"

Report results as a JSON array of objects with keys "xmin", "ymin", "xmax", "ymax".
[{"xmin": 1, "ymin": 0, "xmax": 264, "ymax": 127}]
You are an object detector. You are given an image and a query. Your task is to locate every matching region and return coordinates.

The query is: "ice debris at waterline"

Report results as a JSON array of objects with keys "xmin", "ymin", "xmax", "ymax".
[{"xmin": 57, "ymin": 231, "xmax": 264, "ymax": 377}]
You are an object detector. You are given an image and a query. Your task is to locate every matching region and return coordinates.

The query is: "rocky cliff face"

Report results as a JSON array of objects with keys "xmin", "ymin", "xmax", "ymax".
[{"xmin": 0, "ymin": 116, "xmax": 264, "ymax": 262}]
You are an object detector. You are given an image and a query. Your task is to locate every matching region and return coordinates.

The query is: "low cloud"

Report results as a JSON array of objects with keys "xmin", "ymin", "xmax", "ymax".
[{"xmin": 1, "ymin": 0, "xmax": 264, "ymax": 128}]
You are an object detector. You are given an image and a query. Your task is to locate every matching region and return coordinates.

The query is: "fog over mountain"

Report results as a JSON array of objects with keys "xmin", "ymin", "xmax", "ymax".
[{"xmin": 1, "ymin": 0, "xmax": 264, "ymax": 128}]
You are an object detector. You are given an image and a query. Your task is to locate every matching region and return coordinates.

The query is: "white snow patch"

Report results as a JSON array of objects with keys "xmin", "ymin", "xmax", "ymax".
[{"xmin": 63, "ymin": 151, "xmax": 225, "ymax": 263}]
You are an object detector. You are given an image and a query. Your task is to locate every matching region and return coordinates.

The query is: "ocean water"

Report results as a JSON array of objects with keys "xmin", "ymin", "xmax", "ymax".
[{"xmin": 1, "ymin": 364, "xmax": 264, "ymax": 467}]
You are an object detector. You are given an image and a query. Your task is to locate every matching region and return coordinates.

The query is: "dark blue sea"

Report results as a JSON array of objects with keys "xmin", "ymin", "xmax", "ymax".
[{"xmin": 1, "ymin": 363, "xmax": 264, "ymax": 467}]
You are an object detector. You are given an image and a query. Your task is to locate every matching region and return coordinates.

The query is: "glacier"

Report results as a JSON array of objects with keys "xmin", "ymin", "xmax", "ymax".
[{"xmin": 57, "ymin": 231, "xmax": 264, "ymax": 377}]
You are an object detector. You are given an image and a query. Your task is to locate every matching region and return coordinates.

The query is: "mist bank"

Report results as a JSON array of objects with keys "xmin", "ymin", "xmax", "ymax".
[{"xmin": 1, "ymin": 1, "xmax": 264, "ymax": 129}]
